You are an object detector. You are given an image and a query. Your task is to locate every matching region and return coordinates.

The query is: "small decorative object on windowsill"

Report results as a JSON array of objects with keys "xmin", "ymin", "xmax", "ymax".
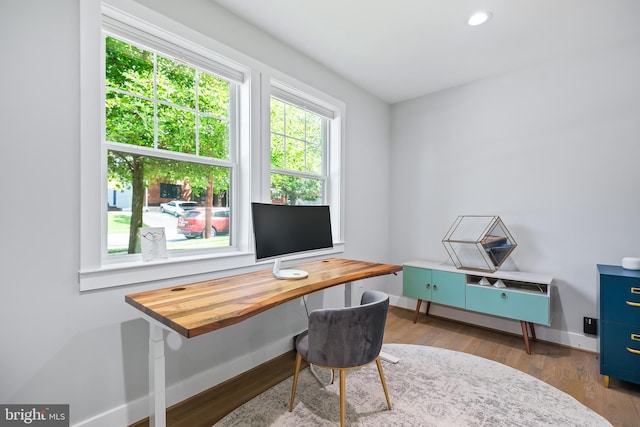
[
  {"xmin": 622, "ymin": 257, "xmax": 640, "ymax": 270},
  {"xmin": 442, "ymin": 215, "xmax": 517, "ymax": 272},
  {"xmin": 139, "ymin": 227, "xmax": 168, "ymax": 261}
]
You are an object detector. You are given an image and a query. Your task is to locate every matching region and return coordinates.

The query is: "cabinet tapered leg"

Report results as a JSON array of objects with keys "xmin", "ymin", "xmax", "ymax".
[
  {"xmin": 412, "ymin": 300, "xmax": 433, "ymax": 323},
  {"xmin": 412, "ymin": 299, "xmax": 422, "ymax": 323},
  {"xmin": 603, "ymin": 375, "xmax": 610, "ymax": 388},
  {"xmin": 520, "ymin": 321, "xmax": 532, "ymax": 355},
  {"xmin": 528, "ymin": 322, "xmax": 537, "ymax": 341}
]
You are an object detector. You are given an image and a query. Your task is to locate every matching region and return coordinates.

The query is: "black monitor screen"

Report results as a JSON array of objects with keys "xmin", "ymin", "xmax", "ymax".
[{"xmin": 251, "ymin": 202, "xmax": 333, "ymax": 261}]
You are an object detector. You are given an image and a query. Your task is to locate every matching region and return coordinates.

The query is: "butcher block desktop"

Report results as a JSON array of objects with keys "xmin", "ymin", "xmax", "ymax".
[{"xmin": 126, "ymin": 258, "xmax": 402, "ymax": 337}]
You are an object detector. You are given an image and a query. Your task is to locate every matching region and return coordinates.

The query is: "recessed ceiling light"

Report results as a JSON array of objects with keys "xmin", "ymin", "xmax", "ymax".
[{"xmin": 468, "ymin": 11, "xmax": 492, "ymax": 26}]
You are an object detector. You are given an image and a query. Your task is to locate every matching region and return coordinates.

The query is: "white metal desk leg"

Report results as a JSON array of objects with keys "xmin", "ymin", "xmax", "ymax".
[
  {"xmin": 344, "ymin": 281, "xmax": 353, "ymax": 307},
  {"xmin": 149, "ymin": 323, "xmax": 166, "ymax": 427}
]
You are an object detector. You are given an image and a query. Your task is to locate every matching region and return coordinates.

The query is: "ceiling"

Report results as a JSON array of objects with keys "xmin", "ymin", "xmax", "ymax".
[{"xmin": 210, "ymin": 0, "xmax": 640, "ymax": 104}]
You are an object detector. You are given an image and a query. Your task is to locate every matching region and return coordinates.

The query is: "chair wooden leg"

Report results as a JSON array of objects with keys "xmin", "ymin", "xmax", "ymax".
[
  {"xmin": 339, "ymin": 370, "xmax": 346, "ymax": 427},
  {"xmin": 289, "ymin": 353, "xmax": 302, "ymax": 411},
  {"xmin": 376, "ymin": 357, "xmax": 392, "ymax": 410}
]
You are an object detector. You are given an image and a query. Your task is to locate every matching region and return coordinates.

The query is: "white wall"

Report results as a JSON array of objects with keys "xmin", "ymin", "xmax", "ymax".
[
  {"xmin": 389, "ymin": 39, "xmax": 640, "ymax": 349},
  {"xmin": 0, "ymin": 0, "xmax": 393, "ymax": 425}
]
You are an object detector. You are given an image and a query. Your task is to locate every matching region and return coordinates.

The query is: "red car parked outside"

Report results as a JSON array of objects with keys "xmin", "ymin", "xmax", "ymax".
[{"xmin": 177, "ymin": 207, "xmax": 229, "ymax": 238}]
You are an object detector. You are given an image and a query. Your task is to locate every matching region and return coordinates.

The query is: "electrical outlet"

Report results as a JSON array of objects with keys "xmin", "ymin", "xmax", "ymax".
[{"xmin": 583, "ymin": 317, "xmax": 598, "ymax": 335}]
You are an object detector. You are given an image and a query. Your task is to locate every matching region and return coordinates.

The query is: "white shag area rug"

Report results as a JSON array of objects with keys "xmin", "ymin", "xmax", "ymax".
[{"xmin": 216, "ymin": 343, "xmax": 611, "ymax": 426}]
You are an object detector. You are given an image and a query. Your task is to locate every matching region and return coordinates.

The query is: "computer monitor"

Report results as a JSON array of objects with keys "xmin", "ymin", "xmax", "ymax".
[{"xmin": 251, "ymin": 202, "xmax": 333, "ymax": 279}]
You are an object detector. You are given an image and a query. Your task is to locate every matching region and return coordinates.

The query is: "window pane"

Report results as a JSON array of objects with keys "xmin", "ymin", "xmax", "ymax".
[
  {"xmin": 306, "ymin": 142, "xmax": 322, "ymax": 174},
  {"xmin": 106, "ymin": 35, "xmax": 234, "ymax": 160},
  {"xmin": 199, "ymin": 73, "xmax": 229, "ymax": 118},
  {"xmin": 107, "ymin": 150, "xmax": 231, "ymax": 255},
  {"xmin": 285, "ymin": 137, "xmax": 306, "ymax": 172},
  {"xmin": 157, "ymin": 56, "xmax": 196, "ymax": 109},
  {"xmin": 306, "ymin": 113, "xmax": 322, "ymax": 143},
  {"xmin": 285, "ymin": 103, "xmax": 305, "ymax": 139},
  {"xmin": 270, "ymin": 173, "xmax": 323, "ymax": 205},
  {"xmin": 270, "ymin": 96, "xmax": 326, "ymax": 179},
  {"xmin": 105, "ymin": 36, "xmax": 154, "ymax": 98},
  {"xmin": 199, "ymin": 115, "xmax": 229, "ymax": 159},
  {"xmin": 270, "ymin": 134, "xmax": 285, "ymax": 169},
  {"xmin": 157, "ymin": 104, "xmax": 196, "ymax": 154},
  {"xmin": 105, "ymin": 91, "xmax": 154, "ymax": 147}
]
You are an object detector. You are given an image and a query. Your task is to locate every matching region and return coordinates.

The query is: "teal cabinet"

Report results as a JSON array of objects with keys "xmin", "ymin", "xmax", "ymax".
[{"xmin": 403, "ymin": 260, "xmax": 552, "ymax": 354}]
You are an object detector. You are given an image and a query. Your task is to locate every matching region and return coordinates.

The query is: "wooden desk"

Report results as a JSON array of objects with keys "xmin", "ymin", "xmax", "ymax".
[{"xmin": 125, "ymin": 258, "xmax": 401, "ymax": 427}]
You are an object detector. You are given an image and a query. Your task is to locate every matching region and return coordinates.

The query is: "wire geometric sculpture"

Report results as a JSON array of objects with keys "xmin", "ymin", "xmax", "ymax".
[{"xmin": 443, "ymin": 215, "xmax": 517, "ymax": 272}]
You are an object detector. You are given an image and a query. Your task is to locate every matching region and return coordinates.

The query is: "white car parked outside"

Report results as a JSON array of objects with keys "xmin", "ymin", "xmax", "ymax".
[{"xmin": 159, "ymin": 200, "xmax": 197, "ymax": 217}]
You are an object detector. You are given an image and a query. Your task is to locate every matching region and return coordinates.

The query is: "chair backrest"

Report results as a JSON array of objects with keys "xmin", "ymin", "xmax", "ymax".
[{"xmin": 305, "ymin": 290, "xmax": 389, "ymax": 368}]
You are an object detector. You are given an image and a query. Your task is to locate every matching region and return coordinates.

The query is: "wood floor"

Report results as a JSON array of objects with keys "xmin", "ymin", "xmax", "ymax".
[{"xmin": 131, "ymin": 306, "xmax": 640, "ymax": 427}]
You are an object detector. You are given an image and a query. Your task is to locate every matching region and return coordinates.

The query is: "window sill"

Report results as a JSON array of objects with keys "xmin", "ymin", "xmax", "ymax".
[{"xmin": 79, "ymin": 243, "xmax": 345, "ymax": 292}]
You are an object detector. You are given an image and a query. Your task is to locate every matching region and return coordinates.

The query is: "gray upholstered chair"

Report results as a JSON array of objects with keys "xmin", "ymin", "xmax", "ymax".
[{"xmin": 289, "ymin": 290, "xmax": 392, "ymax": 426}]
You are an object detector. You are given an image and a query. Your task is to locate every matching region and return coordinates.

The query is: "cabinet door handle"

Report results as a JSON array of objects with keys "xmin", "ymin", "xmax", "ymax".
[
  {"xmin": 433, "ymin": 285, "xmax": 438, "ymax": 290},
  {"xmin": 626, "ymin": 301, "xmax": 640, "ymax": 307},
  {"xmin": 501, "ymin": 292, "xmax": 507, "ymax": 299},
  {"xmin": 425, "ymin": 283, "xmax": 431, "ymax": 289},
  {"xmin": 631, "ymin": 334, "xmax": 640, "ymax": 342},
  {"xmin": 626, "ymin": 347, "xmax": 640, "ymax": 355},
  {"xmin": 631, "ymin": 287, "xmax": 640, "ymax": 294}
]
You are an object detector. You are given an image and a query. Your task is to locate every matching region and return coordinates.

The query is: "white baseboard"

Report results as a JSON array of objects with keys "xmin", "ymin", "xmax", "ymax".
[
  {"xmin": 73, "ymin": 335, "xmax": 295, "ymax": 427},
  {"xmin": 389, "ymin": 295, "xmax": 597, "ymax": 353}
]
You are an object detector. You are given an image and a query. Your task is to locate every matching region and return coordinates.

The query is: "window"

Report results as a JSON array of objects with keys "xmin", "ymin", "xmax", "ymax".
[
  {"xmin": 266, "ymin": 79, "xmax": 345, "ymax": 244},
  {"xmin": 103, "ymin": 29, "xmax": 237, "ymax": 257},
  {"xmin": 159, "ymin": 183, "xmax": 181, "ymax": 199},
  {"xmin": 270, "ymin": 97, "xmax": 327, "ymax": 205}
]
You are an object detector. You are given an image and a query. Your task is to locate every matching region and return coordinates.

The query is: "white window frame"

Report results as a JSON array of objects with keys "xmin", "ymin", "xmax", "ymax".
[
  {"xmin": 79, "ymin": 0, "xmax": 344, "ymax": 291},
  {"xmin": 102, "ymin": 30, "xmax": 240, "ymax": 259}
]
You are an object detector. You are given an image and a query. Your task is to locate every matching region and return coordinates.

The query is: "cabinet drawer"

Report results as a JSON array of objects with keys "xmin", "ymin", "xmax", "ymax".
[
  {"xmin": 600, "ymin": 275, "xmax": 640, "ymax": 324},
  {"xmin": 432, "ymin": 270, "xmax": 465, "ymax": 308},
  {"xmin": 403, "ymin": 266, "xmax": 432, "ymax": 300},
  {"xmin": 600, "ymin": 321, "xmax": 640, "ymax": 384},
  {"xmin": 466, "ymin": 285, "xmax": 549, "ymax": 325}
]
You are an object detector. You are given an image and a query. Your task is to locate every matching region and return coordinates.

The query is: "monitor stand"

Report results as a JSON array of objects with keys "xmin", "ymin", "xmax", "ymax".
[{"xmin": 273, "ymin": 258, "xmax": 308, "ymax": 280}]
